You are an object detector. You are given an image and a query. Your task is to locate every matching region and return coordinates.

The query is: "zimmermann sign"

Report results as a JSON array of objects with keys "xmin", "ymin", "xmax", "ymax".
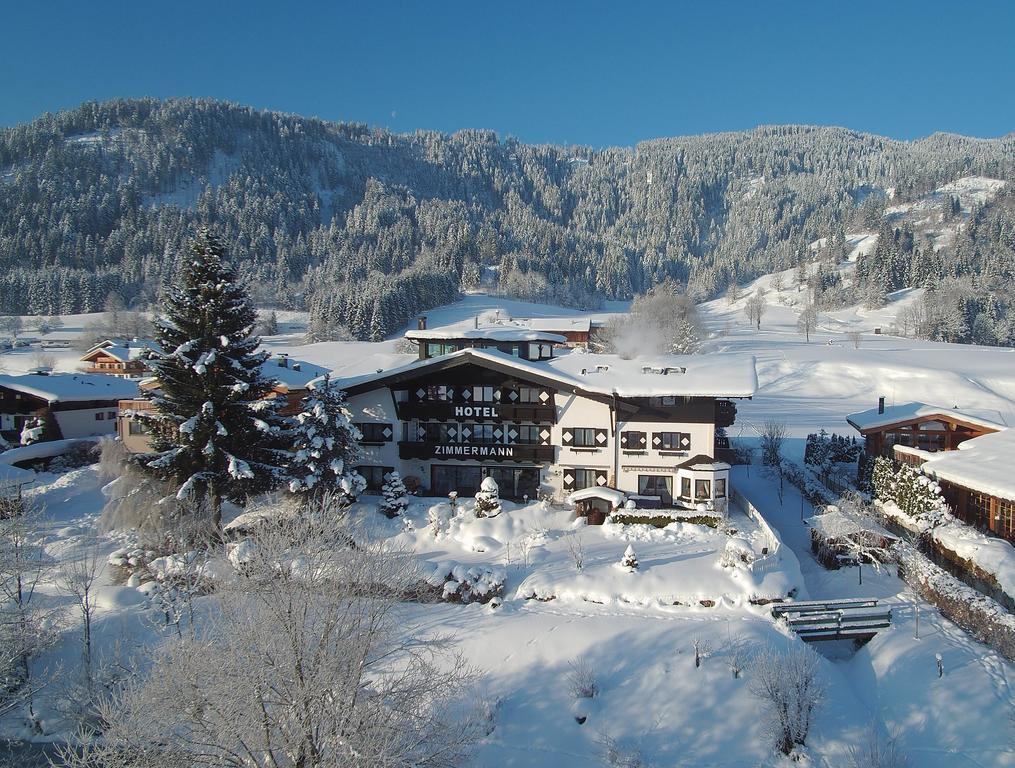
[{"xmin": 433, "ymin": 444, "xmax": 515, "ymax": 458}]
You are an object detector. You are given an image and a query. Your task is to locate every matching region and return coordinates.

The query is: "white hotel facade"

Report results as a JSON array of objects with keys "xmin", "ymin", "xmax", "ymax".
[{"xmin": 337, "ymin": 320, "xmax": 757, "ymax": 510}]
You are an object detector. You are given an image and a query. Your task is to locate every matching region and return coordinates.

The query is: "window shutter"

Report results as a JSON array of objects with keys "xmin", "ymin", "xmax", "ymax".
[
  {"xmin": 595, "ymin": 470, "xmax": 609, "ymax": 487},
  {"xmin": 679, "ymin": 432, "xmax": 691, "ymax": 450},
  {"xmin": 595, "ymin": 428, "xmax": 608, "ymax": 447},
  {"xmin": 562, "ymin": 470, "xmax": 576, "ymax": 492},
  {"xmin": 562, "ymin": 428, "xmax": 573, "ymax": 445},
  {"xmin": 539, "ymin": 427, "xmax": 552, "ymax": 446}
]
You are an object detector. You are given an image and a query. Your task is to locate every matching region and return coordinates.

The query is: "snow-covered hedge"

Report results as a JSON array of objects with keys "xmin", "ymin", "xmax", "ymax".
[
  {"xmin": 896, "ymin": 543, "xmax": 1015, "ymax": 661},
  {"xmin": 872, "ymin": 457, "xmax": 951, "ymax": 526},
  {"xmin": 432, "ymin": 563, "xmax": 505, "ymax": 604}
]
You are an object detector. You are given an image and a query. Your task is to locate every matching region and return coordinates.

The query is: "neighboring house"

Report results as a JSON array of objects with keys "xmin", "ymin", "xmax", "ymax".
[
  {"xmin": 117, "ymin": 354, "xmax": 331, "ymax": 452},
  {"xmin": 848, "ymin": 399, "xmax": 1014, "ymax": 540},
  {"xmin": 336, "ymin": 323, "xmax": 756, "ymax": 510},
  {"xmin": 80, "ymin": 339, "xmax": 162, "ymax": 378},
  {"xmin": 0, "ymin": 372, "xmax": 140, "ymax": 442}
]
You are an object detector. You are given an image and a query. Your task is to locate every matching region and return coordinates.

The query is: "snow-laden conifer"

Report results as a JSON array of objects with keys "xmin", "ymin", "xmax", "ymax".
[
  {"xmin": 473, "ymin": 476, "xmax": 501, "ymax": 518},
  {"xmin": 287, "ymin": 374, "xmax": 364, "ymax": 504},
  {"xmin": 378, "ymin": 471, "xmax": 410, "ymax": 518},
  {"xmin": 137, "ymin": 229, "xmax": 287, "ymax": 531}
]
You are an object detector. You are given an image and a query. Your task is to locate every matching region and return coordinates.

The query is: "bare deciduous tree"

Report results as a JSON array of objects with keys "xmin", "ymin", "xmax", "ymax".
[
  {"xmin": 745, "ymin": 291, "xmax": 767, "ymax": 330},
  {"xmin": 60, "ymin": 506, "xmax": 481, "ymax": 768},
  {"xmin": 58, "ymin": 541, "xmax": 104, "ymax": 706},
  {"xmin": 796, "ymin": 305, "xmax": 818, "ymax": 342},
  {"xmin": 567, "ymin": 656, "xmax": 599, "ymax": 700},
  {"xmin": 760, "ymin": 421, "xmax": 787, "ymax": 468},
  {"xmin": 748, "ymin": 644, "xmax": 824, "ymax": 755},
  {"xmin": 847, "ymin": 330, "xmax": 863, "ymax": 349},
  {"xmin": 0, "ymin": 493, "xmax": 57, "ymax": 724},
  {"xmin": 565, "ymin": 530, "xmax": 585, "ymax": 572},
  {"xmin": 723, "ymin": 633, "xmax": 751, "ymax": 679}
]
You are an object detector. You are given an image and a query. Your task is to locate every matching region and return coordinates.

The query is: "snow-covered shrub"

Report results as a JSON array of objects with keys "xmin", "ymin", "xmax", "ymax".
[
  {"xmin": 619, "ymin": 544, "xmax": 638, "ymax": 572},
  {"xmin": 723, "ymin": 634, "xmax": 751, "ymax": 679},
  {"xmin": 692, "ymin": 636, "xmax": 712, "ymax": 668},
  {"xmin": 378, "ymin": 471, "xmax": 410, "ymax": 518},
  {"xmin": 473, "ymin": 476, "xmax": 501, "ymax": 518},
  {"xmin": 846, "ymin": 722, "xmax": 912, "ymax": 768},
  {"xmin": 871, "ymin": 459, "xmax": 951, "ymax": 527},
  {"xmin": 47, "ymin": 440, "xmax": 100, "ymax": 472},
  {"xmin": 427, "ymin": 503, "xmax": 451, "ymax": 538},
  {"xmin": 566, "ymin": 656, "xmax": 599, "ymax": 699},
  {"xmin": 598, "ymin": 731, "xmax": 647, "ymax": 768},
  {"xmin": 720, "ymin": 537, "xmax": 756, "ymax": 569},
  {"xmin": 19, "ymin": 415, "xmax": 46, "ymax": 445},
  {"xmin": 439, "ymin": 564, "xmax": 505, "ymax": 604},
  {"xmin": 748, "ymin": 644, "xmax": 824, "ymax": 755}
]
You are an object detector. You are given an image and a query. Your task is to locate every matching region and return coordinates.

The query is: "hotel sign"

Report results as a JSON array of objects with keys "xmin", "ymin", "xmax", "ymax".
[
  {"xmin": 399, "ymin": 440, "xmax": 554, "ymax": 463},
  {"xmin": 434, "ymin": 443, "xmax": 516, "ymax": 458},
  {"xmin": 397, "ymin": 401, "xmax": 556, "ymax": 422}
]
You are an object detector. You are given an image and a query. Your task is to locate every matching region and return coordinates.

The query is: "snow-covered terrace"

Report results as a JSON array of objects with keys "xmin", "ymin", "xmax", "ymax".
[
  {"xmin": 404, "ymin": 328, "xmax": 567, "ymax": 343},
  {"xmin": 335, "ymin": 347, "xmax": 758, "ymax": 399}
]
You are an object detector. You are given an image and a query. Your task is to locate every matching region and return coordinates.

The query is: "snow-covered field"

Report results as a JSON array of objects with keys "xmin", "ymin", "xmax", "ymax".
[{"xmin": 2, "ymin": 287, "xmax": 1015, "ymax": 765}]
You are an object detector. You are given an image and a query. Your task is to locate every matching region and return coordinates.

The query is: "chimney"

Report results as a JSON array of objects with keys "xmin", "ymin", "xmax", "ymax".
[
  {"xmin": 878, "ymin": 396, "xmax": 885, "ymax": 414},
  {"xmin": 292, "ymin": 362, "xmax": 301, "ymax": 372},
  {"xmin": 417, "ymin": 316, "xmax": 427, "ymax": 330},
  {"xmin": 278, "ymin": 354, "xmax": 289, "ymax": 369}
]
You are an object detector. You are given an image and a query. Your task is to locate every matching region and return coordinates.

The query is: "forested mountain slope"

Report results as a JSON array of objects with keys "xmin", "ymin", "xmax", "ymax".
[{"xmin": 3, "ymin": 98, "xmax": 1015, "ymax": 341}]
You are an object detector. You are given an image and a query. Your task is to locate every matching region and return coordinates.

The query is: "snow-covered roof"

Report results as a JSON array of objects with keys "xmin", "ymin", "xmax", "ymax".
[
  {"xmin": 922, "ymin": 428, "xmax": 1015, "ymax": 502},
  {"xmin": 567, "ymin": 486, "xmax": 627, "ymax": 507},
  {"xmin": 521, "ymin": 317, "xmax": 592, "ymax": 334},
  {"xmin": 0, "ymin": 437, "xmax": 103, "ymax": 465},
  {"xmin": 0, "ymin": 372, "xmax": 140, "ymax": 403},
  {"xmin": 336, "ymin": 348, "xmax": 757, "ymax": 400},
  {"xmin": 806, "ymin": 509, "xmax": 898, "ymax": 541},
  {"xmin": 82, "ymin": 339, "xmax": 162, "ymax": 363},
  {"xmin": 678, "ymin": 456, "xmax": 731, "ymax": 472},
  {"xmin": 262, "ymin": 356, "xmax": 331, "ymax": 390},
  {"xmin": 405, "ymin": 328, "xmax": 567, "ymax": 343},
  {"xmin": 846, "ymin": 402, "xmax": 1007, "ymax": 433}
]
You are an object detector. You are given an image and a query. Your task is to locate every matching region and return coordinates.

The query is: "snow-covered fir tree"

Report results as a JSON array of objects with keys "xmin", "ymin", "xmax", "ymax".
[
  {"xmin": 378, "ymin": 472, "xmax": 410, "ymax": 519},
  {"xmin": 620, "ymin": 544, "xmax": 638, "ymax": 572},
  {"xmin": 287, "ymin": 375, "xmax": 364, "ymax": 504},
  {"xmin": 137, "ymin": 229, "xmax": 287, "ymax": 531},
  {"xmin": 473, "ymin": 476, "xmax": 501, "ymax": 518}
]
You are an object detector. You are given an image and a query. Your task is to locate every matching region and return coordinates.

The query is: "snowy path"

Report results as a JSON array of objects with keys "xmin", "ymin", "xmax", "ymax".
[{"xmin": 732, "ymin": 465, "xmax": 1015, "ymax": 767}]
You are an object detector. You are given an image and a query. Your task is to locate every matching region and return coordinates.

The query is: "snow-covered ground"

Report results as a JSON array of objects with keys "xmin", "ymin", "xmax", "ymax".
[{"xmin": 3, "ymin": 287, "xmax": 1015, "ymax": 765}]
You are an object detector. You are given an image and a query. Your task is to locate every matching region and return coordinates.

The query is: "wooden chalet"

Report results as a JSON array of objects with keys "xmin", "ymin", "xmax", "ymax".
[
  {"xmin": 80, "ymin": 339, "xmax": 161, "ymax": 379},
  {"xmin": 848, "ymin": 399, "xmax": 1014, "ymax": 541}
]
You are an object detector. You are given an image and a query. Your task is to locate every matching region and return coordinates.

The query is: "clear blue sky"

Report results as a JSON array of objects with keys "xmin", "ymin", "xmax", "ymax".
[{"xmin": 3, "ymin": 1, "xmax": 1014, "ymax": 147}]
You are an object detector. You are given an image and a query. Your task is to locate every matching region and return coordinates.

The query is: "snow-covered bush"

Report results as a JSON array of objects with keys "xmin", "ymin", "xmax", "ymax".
[
  {"xmin": 748, "ymin": 643, "xmax": 824, "ymax": 755},
  {"xmin": 871, "ymin": 458, "xmax": 951, "ymax": 527},
  {"xmin": 435, "ymin": 564, "xmax": 505, "ymax": 604},
  {"xmin": 619, "ymin": 544, "xmax": 638, "ymax": 572},
  {"xmin": 720, "ymin": 537, "xmax": 756, "ymax": 569},
  {"xmin": 473, "ymin": 476, "xmax": 501, "ymax": 518},
  {"xmin": 378, "ymin": 471, "xmax": 410, "ymax": 518},
  {"xmin": 566, "ymin": 656, "xmax": 599, "ymax": 699},
  {"xmin": 19, "ymin": 415, "xmax": 46, "ymax": 445}
]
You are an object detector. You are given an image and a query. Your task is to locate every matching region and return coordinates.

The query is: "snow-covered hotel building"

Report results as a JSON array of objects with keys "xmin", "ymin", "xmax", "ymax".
[{"xmin": 337, "ymin": 320, "xmax": 757, "ymax": 507}]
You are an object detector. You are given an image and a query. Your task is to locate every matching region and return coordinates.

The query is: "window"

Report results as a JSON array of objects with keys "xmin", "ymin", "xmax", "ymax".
[
  {"xmin": 108, "ymin": 411, "xmax": 117, "ymax": 420},
  {"xmin": 680, "ymin": 477, "xmax": 691, "ymax": 499},
  {"xmin": 967, "ymin": 491, "xmax": 992, "ymax": 530},
  {"xmin": 468, "ymin": 423, "xmax": 497, "ymax": 444},
  {"xmin": 529, "ymin": 343, "xmax": 553, "ymax": 360},
  {"xmin": 426, "ymin": 385, "xmax": 452, "ymax": 402},
  {"xmin": 356, "ymin": 466, "xmax": 394, "ymax": 492},
  {"xmin": 571, "ymin": 468, "xmax": 599, "ymax": 491},
  {"xmin": 695, "ymin": 479, "xmax": 711, "ymax": 500},
  {"xmin": 571, "ymin": 428, "xmax": 597, "ymax": 448},
  {"xmin": 518, "ymin": 387, "xmax": 543, "ymax": 403},
  {"xmin": 94, "ymin": 412, "xmax": 105, "ymax": 421},
  {"xmin": 638, "ymin": 475, "xmax": 673, "ymax": 505},
  {"xmin": 622, "ymin": 431, "xmax": 646, "ymax": 451},
  {"xmin": 127, "ymin": 420, "xmax": 149, "ymax": 436},
  {"xmin": 357, "ymin": 423, "xmax": 392, "ymax": 443},
  {"xmin": 655, "ymin": 432, "xmax": 690, "ymax": 451},
  {"xmin": 515, "ymin": 424, "xmax": 541, "ymax": 444},
  {"xmin": 472, "ymin": 386, "xmax": 495, "ymax": 403},
  {"xmin": 996, "ymin": 498, "xmax": 1014, "ymax": 539},
  {"xmin": 426, "ymin": 342, "xmax": 457, "ymax": 357},
  {"xmin": 715, "ymin": 479, "xmax": 727, "ymax": 498}
]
